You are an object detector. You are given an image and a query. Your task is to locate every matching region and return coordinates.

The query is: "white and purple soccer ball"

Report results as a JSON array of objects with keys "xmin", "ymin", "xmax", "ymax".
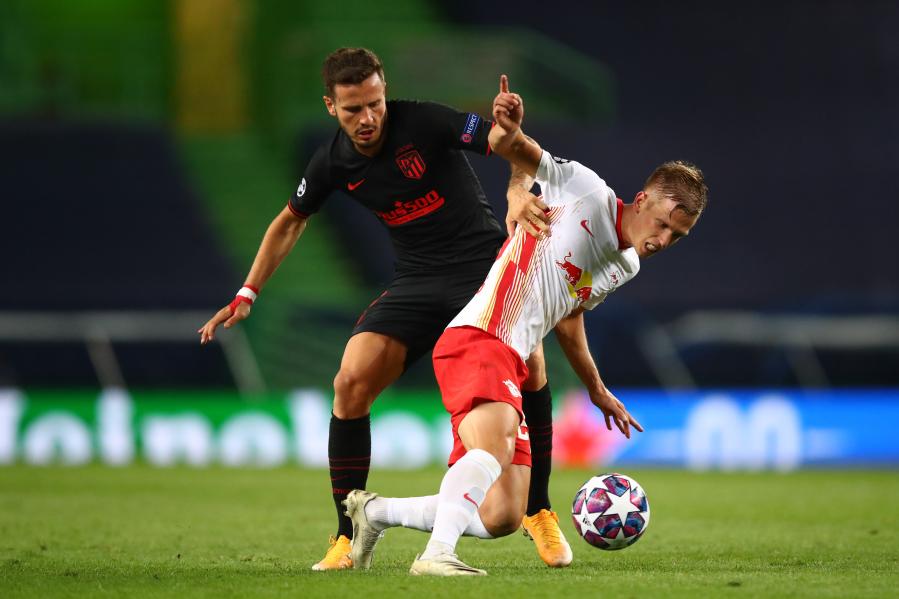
[{"xmin": 571, "ymin": 473, "xmax": 650, "ymax": 550}]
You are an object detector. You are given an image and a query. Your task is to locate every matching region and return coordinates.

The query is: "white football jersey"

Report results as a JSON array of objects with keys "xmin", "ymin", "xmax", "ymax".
[{"xmin": 448, "ymin": 150, "xmax": 640, "ymax": 360}]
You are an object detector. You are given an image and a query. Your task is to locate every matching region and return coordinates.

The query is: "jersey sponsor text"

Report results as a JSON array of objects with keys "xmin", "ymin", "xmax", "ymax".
[{"xmin": 376, "ymin": 189, "xmax": 446, "ymax": 226}]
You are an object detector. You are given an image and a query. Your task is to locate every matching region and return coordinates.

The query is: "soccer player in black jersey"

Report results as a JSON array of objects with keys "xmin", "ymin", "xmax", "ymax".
[{"xmin": 198, "ymin": 47, "xmax": 569, "ymax": 570}]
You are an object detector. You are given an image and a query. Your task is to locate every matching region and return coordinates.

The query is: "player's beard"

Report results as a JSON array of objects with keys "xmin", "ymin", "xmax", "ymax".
[
  {"xmin": 355, "ymin": 127, "xmax": 379, "ymax": 146},
  {"xmin": 352, "ymin": 125, "xmax": 387, "ymax": 155}
]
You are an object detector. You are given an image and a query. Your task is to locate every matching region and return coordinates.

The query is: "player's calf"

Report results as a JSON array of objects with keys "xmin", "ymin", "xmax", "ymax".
[{"xmin": 478, "ymin": 463, "xmax": 530, "ymax": 536}]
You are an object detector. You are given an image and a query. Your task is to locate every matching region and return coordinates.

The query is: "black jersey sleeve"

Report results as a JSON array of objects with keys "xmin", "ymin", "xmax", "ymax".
[
  {"xmin": 413, "ymin": 101, "xmax": 495, "ymax": 155},
  {"xmin": 287, "ymin": 145, "xmax": 333, "ymax": 218}
]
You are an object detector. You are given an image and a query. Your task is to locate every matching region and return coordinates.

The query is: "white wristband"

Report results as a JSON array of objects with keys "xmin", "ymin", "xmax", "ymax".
[{"xmin": 236, "ymin": 286, "xmax": 258, "ymax": 303}]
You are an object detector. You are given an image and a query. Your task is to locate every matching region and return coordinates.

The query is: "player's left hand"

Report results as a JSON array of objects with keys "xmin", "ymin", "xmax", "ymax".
[
  {"xmin": 197, "ymin": 301, "xmax": 251, "ymax": 345},
  {"xmin": 506, "ymin": 188, "xmax": 550, "ymax": 239},
  {"xmin": 492, "ymin": 74, "xmax": 523, "ymax": 133},
  {"xmin": 589, "ymin": 388, "xmax": 644, "ymax": 439}
]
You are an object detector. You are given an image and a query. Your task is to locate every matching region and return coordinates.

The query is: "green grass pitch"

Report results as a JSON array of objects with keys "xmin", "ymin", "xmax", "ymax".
[{"xmin": 1, "ymin": 466, "xmax": 896, "ymax": 597}]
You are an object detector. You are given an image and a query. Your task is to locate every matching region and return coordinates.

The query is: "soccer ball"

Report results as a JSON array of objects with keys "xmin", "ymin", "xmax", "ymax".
[{"xmin": 571, "ymin": 473, "xmax": 650, "ymax": 550}]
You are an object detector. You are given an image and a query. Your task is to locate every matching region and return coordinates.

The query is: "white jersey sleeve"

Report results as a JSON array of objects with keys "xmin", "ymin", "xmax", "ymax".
[
  {"xmin": 448, "ymin": 150, "xmax": 640, "ymax": 360},
  {"xmin": 580, "ymin": 291, "xmax": 607, "ymax": 311},
  {"xmin": 536, "ymin": 151, "xmax": 603, "ymax": 204}
]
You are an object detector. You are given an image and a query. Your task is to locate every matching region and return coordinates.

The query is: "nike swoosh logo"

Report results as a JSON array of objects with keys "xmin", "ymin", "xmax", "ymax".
[
  {"xmin": 463, "ymin": 492, "xmax": 478, "ymax": 507},
  {"xmin": 580, "ymin": 219, "xmax": 594, "ymax": 237},
  {"xmin": 347, "ymin": 179, "xmax": 365, "ymax": 191}
]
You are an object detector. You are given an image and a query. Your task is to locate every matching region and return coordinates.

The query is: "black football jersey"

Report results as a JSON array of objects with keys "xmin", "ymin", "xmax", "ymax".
[{"xmin": 288, "ymin": 100, "xmax": 506, "ymax": 271}]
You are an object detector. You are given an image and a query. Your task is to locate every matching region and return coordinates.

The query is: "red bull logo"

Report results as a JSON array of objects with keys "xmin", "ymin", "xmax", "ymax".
[{"xmin": 555, "ymin": 252, "xmax": 593, "ymax": 302}]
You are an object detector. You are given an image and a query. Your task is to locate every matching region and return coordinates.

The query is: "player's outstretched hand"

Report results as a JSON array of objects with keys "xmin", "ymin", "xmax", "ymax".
[
  {"xmin": 589, "ymin": 388, "xmax": 644, "ymax": 439},
  {"xmin": 197, "ymin": 302, "xmax": 251, "ymax": 345},
  {"xmin": 492, "ymin": 74, "xmax": 523, "ymax": 134},
  {"xmin": 506, "ymin": 188, "xmax": 550, "ymax": 239}
]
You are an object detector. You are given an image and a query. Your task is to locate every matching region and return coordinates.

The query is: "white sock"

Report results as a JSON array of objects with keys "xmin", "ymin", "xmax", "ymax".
[
  {"xmin": 365, "ymin": 495, "xmax": 494, "ymax": 539},
  {"xmin": 421, "ymin": 448, "xmax": 501, "ymax": 558},
  {"xmin": 465, "ymin": 510, "xmax": 494, "ymax": 539},
  {"xmin": 365, "ymin": 495, "xmax": 432, "ymax": 531}
]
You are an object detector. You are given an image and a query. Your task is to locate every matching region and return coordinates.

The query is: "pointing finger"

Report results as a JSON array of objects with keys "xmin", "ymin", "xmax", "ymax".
[
  {"xmin": 500, "ymin": 74, "xmax": 509, "ymax": 94},
  {"xmin": 631, "ymin": 415, "xmax": 645, "ymax": 433}
]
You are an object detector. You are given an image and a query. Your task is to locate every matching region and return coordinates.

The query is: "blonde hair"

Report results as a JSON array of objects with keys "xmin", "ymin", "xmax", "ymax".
[{"xmin": 644, "ymin": 160, "xmax": 708, "ymax": 216}]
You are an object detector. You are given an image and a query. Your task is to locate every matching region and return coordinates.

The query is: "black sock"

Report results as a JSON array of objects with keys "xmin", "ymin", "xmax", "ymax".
[
  {"xmin": 522, "ymin": 384, "xmax": 553, "ymax": 516},
  {"xmin": 328, "ymin": 412, "xmax": 371, "ymax": 538}
]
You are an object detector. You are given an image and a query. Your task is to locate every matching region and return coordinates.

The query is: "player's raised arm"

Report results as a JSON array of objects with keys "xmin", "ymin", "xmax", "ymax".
[
  {"xmin": 488, "ymin": 75, "xmax": 542, "ymax": 178},
  {"xmin": 198, "ymin": 206, "xmax": 307, "ymax": 344},
  {"xmin": 553, "ymin": 309, "xmax": 644, "ymax": 439}
]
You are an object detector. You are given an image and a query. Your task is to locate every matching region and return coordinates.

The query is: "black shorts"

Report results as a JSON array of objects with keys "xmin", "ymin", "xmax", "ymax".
[{"xmin": 352, "ymin": 258, "xmax": 495, "ymax": 369}]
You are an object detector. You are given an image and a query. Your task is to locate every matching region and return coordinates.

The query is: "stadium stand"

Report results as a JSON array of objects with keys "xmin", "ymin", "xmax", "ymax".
[{"xmin": 0, "ymin": 120, "xmax": 238, "ymax": 387}]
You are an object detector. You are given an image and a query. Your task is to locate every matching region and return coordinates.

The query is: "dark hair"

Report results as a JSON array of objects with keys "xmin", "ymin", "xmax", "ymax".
[
  {"xmin": 644, "ymin": 160, "xmax": 708, "ymax": 216},
  {"xmin": 322, "ymin": 47, "xmax": 385, "ymax": 97}
]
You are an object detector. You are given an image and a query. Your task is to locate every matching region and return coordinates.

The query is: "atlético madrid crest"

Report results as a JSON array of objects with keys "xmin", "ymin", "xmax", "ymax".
[{"xmin": 396, "ymin": 149, "xmax": 426, "ymax": 179}]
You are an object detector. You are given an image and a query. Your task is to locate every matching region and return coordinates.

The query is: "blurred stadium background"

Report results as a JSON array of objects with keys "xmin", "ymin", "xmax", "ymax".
[{"xmin": 2, "ymin": 0, "xmax": 898, "ymax": 471}]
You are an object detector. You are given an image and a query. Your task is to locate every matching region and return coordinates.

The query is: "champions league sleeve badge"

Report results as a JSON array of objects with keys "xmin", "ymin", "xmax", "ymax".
[{"xmin": 460, "ymin": 113, "xmax": 480, "ymax": 144}]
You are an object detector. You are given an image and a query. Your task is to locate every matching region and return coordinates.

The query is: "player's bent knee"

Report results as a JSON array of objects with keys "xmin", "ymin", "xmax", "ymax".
[
  {"xmin": 332, "ymin": 369, "xmax": 375, "ymax": 418},
  {"xmin": 478, "ymin": 461, "xmax": 528, "ymax": 537},
  {"xmin": 479, "ymin": 489, "xmax": 527, "ymax": 537},
  {"xmin": 479, "ymin": 497, "xmax": 526, "ymax": 537}
]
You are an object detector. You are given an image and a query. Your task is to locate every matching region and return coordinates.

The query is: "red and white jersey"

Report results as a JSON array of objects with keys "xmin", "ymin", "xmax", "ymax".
[{"xmin": 448, "ymin": 151, "xmax": 640, "ymax": 360}]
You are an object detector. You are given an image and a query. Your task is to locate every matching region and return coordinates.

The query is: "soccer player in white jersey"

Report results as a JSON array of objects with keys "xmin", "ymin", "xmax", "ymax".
[{"xmin": 343, "ymin": 75, "xmax": 708, "ymax": 576}]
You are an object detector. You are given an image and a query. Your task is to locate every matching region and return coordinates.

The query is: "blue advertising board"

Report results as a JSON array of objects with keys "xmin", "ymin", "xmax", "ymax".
[
  {"xmin": 553, "ymin": 389, "xmax": 899, "ymax": 469},
  {"xmin": 1, "ymin": 388, "xmax": 897, "ymax": 469}
]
